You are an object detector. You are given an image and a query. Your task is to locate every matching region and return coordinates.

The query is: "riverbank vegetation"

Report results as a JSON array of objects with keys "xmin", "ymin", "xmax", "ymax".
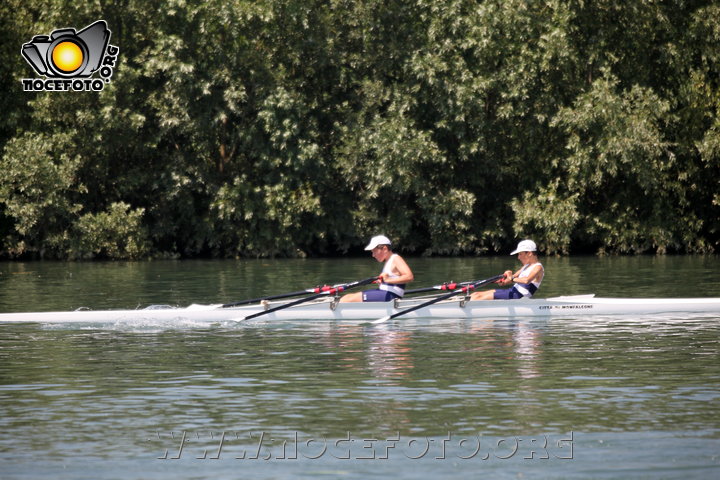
[{"xmin": 1, "ymin": 0, "xmax": 719, "ymax": 259}]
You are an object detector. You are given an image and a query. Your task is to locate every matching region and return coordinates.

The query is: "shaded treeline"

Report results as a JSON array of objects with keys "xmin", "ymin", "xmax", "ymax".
[{"xmin": 1, "ymin": 0, "xmax": 718, "ymax": 259}]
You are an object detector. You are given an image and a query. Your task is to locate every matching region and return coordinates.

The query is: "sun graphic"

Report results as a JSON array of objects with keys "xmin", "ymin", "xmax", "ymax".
[{"xmin": 51, "ymin": 41, "xmax": 84, "ymax": 73}]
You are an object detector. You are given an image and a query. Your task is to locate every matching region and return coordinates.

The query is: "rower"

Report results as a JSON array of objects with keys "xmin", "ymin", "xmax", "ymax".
[
  {"xmin": 470, "ymin": 239, "xmax": 544, "ymax": 301},
  {"xmin": 339, "ymin": 235, "xmax": 414, "ymax": 302}
]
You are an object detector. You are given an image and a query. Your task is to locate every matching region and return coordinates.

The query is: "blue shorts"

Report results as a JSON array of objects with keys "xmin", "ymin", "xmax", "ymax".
[
  {"xmin": 493, "ymin": 287, "xmax": 526, "ymax": 300},
  {"xmin": 362, "ymin": 290, "xmax": 401, "ymax": 302}
]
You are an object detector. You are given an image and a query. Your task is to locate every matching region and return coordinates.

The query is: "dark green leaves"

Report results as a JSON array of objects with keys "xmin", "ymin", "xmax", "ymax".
[{"xmin": 1, "ymin": 0, "xmax": 718, "ymax": 258}]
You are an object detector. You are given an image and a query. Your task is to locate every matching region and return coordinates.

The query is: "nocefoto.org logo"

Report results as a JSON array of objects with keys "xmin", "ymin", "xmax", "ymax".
[{"xmin": 21, "ymin": 20, "xmax": 119, "ymax": 92}]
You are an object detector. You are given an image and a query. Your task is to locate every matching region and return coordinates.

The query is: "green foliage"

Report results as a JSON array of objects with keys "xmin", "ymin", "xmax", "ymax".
[
  {"xmin": 72, "ymin": 202, "xmax": 150, "ymax": 259},
  {"xmin": 1, "ymin": 0, "xmax": 719, "ymax": 259},
  {"xmin": 0, "ymin": 132, "xmax": 85, "ymax": 258},
  {"xmin": 336, "ymin": 87, "xmax": 448, "ymax": 251},
  {"xmin": 550, "ymin": 70, "xmax": 711, "ymax": 254},
  {"xmin": 511, "ymin": 181, "xmax": 579, "ymax": 256}
]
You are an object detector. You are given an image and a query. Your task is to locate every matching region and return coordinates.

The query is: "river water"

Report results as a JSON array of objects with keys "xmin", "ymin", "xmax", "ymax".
[{"xmin": 1, "ymin": 256, "xmax": 719, "ymax": 479}]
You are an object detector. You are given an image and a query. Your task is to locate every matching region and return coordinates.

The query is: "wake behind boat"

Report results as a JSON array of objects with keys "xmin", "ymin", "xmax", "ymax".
[{"xmin": 1, "ymin": 294, "xmax": 720, "ymax": 324}]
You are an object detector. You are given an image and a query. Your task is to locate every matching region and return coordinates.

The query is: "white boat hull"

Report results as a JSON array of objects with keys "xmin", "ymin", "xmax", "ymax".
[{"xmin": 1, "ymin": 294, "xmax": 720, "ymax": 324}]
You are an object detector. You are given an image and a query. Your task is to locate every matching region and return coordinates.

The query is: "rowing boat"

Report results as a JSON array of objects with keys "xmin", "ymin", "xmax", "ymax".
[{"xmin": 1, "ymin": 294, "xmax": 720, "ymax": 324}]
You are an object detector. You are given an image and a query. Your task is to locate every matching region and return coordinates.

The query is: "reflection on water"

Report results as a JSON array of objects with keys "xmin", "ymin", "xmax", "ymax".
[
  {"xmin": 513, "ymin": 321, "xmax": 542, "ymax": 380},
  {"xmin": 365, "ymin": 326, "xmax": 414, "ymax": 382},
  {"xmin": 2, "ymin": 315, "xmax": 719, "ymax": 478}
]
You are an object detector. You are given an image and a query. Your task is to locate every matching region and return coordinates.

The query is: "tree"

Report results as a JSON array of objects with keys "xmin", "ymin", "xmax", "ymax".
[{"xmin": 1, "ymin": 0, "xmax": 718, "ymax": 258}]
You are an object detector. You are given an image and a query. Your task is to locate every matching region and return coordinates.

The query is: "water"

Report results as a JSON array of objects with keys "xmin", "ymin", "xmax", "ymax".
[{"xmin": 1, "ymin": 256, "xmax": 719, "ymax": 479}]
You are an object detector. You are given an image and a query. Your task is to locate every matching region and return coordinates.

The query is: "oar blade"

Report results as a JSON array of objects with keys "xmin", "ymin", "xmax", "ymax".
[{"xmin": 371, "ymin": 315, "xmax": 392, "ymax": 325}]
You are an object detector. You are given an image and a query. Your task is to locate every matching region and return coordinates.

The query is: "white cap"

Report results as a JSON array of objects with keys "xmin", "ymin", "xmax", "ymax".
[
  {"xmin": 510, "ymin": 239, "xmax": 537, "ymax": 255},
  {"xmin": 365, "ymin": 235, "xmax": 392, "ymax": 250}
]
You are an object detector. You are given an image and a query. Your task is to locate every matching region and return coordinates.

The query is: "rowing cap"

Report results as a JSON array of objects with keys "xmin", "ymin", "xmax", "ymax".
[
  {"xmin": 365, "ymin": 235, "xmax": 392, "ymax": 250},
  {"xmin": 510, "ymin": 239, "xmax": 537, "ymax": 255}
]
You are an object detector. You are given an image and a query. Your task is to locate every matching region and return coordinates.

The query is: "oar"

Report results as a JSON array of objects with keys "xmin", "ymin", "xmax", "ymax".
[
  {"xmin": 241, "ymin": 276, "xmax": 379, "ymax": 321},
  {"xmin": 371, "ymin": 274, "xmax": 504, "ymax": 325},
  {"xmin": 221, "ymin": 285, "xmax": 334, "ymax": 308}
]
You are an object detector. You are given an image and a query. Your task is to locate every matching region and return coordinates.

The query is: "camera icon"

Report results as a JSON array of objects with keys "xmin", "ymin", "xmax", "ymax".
[{"xmin": 21, "ymin": 20, "xmax": 110, "ymax": 78}]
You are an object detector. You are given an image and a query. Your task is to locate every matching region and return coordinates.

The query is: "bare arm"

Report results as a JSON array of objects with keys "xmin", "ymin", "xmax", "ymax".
[{"xmin": 511, "ymin": 264, "xmax": 543, "ymax": 284}]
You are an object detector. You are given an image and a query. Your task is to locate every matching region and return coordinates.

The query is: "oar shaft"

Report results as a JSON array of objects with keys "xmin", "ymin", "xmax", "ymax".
[
  {"xmin": 373, "ymin": 274, "xmax": 503, "ymax": 324},
  {"xmin": 222, "ymin": 289, "xmax": 319, "ymax": 308},
  {"xmin": 228, "ymin": 280, "xmax": 465, "ymax": 309},
  {"xmin": 242, "ymin": 276, "xmax": 379, "ymax": 321},
  {"xmin": 243, "ymin": 291, "xmax": 325, "ymax": 320},
  {"xmin": 404, "ymin": 281, "xmax": 470, "ymax": 296}
]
